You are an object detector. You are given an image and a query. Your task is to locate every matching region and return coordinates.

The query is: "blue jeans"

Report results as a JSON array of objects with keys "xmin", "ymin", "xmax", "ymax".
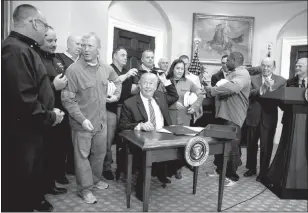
[{"xmin": 72, "ymin": 125, "xmax": 107, "ymax": 195}]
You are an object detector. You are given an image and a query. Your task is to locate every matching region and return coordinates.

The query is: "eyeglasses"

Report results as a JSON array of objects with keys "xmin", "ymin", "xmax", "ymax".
[{"xmin": 30, "ymin": 18, "xmax": 52, "ymax": 32}]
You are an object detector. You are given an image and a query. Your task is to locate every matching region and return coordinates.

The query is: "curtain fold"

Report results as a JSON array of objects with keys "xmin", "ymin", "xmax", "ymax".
[{"xmin": 2, "ymin": 0, "xmax": 13, "ymax": 41}]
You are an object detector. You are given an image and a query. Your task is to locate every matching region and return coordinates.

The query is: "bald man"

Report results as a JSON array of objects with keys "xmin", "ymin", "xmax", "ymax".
[
  {"xmin": 244, "ymin": 57, "xmax": 286, "ymax": 182},
  {"xmin": 2, "ymin": 4, "xmax": 64, "ymax": 212},
  {"xmin": 56, "ymin": 35, "xmax": 82, "ymax": 175},
  {"xmin": 56, "ymin": 35, "xmax": 82, "ymax": 70},
  {"xmin": 158, "ymin": 57, "xmax": 169, "ymax": 74},
  {"xmin": 205, "ymin": 52, "xmax": 251, "ymax": 186}
]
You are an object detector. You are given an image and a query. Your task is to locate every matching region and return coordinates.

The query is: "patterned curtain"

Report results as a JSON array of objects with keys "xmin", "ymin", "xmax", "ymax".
[{"xmin": 1, "ymin": 0, "xmax": 13, "ymax": 41}]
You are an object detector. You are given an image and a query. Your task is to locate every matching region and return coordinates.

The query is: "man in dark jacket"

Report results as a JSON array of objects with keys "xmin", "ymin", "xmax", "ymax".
[
  {"xmin": 55, "ymin": 35, "xmax": 82, "ymax": 175},
  {"xmin": 38, "ymin": 28, "xmax": 70, "ymax": 195},
  {"xmin": 244, "ymin": 58, "xmax": 286, "ymax": 181},
  {"xmin": 103, "ymin": 47, "xmax": 138, "ymax": 180},
  {"xmin": 2, "ymin": 4, "xmax": 63, "ymax": 212},
  {"xmin": 119, "ymin": 72, "xmax": 180, "ymax": 201}
]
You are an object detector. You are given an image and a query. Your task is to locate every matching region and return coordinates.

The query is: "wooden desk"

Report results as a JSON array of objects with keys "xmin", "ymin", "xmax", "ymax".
[{"xmin": 118, "ymin": 129, "xmax": 232, "ymax": 212}]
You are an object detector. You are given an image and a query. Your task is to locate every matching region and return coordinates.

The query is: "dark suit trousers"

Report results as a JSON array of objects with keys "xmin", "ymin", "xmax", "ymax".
[
  {"xmin": 213, "ymin": 118, "xmax": 241, "ymax": 181},
  {"xmin": 2, "ymin": 127, "xmax": 44, "ymax": 212},
  {"xmin": 246, "ymin": 123, "xmax": 276, "ymax": 178},
  {"xmin": 43, "ymin": 117, "xmax": 71, "ymax": 191}
]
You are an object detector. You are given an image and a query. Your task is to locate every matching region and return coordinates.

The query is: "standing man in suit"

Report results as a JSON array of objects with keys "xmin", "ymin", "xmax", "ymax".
[
  {"xmin": 244, "ymin": 57, "xmax": 286, "ymax": 182},
  {"xmin": 211, "ymin": 55, "xmax": 229, "ymax": 87},
  {"xmin": 205, "ymin": 52, "xmax": 251, "ymax": 186},
  {"xmin": 2, "ymin": 4, "xmax": 64, "ymax": 211},
  {"xmin": 119, "ymin": 72, "xmax": 179, "ymax": 201}
]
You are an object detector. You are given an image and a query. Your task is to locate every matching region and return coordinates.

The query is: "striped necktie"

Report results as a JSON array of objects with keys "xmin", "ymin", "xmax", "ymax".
[
  {"xmin": 148, "ymin": 99, "xmax": 156, "ymax": 129},
  {"xmin": 301, "ymin": 79, "xmax": 306, "ymax": 88}
]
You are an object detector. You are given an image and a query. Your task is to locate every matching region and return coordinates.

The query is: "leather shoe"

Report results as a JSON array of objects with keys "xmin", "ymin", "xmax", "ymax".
[
  {"xmin": 34, "ymin": 199, "xmax": 54, "ymax": 212},
  {"xmin": 175, "ymin": 171, "xmax": 182, "ymax": 179},
  {"xmin": 103, "ymin": 170, "xmax": 114, "ymax": 180},
  {"xmin": 56, "ymin": 176, "xmax": 69, "ymax": 184},
  {"xmin": 256, "ymin": 176, "xmax": 262, "ymax": 182},
  {"xmin": 47, "ymin": 187, "xmax": 67, "ymax": 195},
  {"xmin": 243, "ymin": 170, "xmax": 257, "ymax": 177},
  {"xmin": 157, "ymin": 176, "xmax": 171, "ymax": 184}
]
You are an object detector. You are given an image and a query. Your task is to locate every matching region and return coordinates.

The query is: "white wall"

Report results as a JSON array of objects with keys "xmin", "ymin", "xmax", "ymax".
[{"xmin": 12, "ymin": 1, "xmax": 307, "ymax": 68}]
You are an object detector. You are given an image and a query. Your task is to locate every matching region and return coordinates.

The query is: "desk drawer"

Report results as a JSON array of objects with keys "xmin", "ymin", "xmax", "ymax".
[{"xmin": 150, "ymin": 148, "xmax": 184, "ymax": 163}]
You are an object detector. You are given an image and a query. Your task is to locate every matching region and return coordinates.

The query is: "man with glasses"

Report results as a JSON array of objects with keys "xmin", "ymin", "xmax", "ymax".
[{"xmin": 2, "ymin": 4, "xmax": 64, "ymax": 212}]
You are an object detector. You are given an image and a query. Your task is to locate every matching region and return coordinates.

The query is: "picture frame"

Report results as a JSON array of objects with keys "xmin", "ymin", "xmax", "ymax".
[{"xmin": 191, "ymin": 13, "xmax": 254, "ymax": 66}]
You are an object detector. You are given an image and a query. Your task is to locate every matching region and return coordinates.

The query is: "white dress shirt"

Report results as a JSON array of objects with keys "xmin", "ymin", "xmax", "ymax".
[
  {"xmin": 134, "ymin": 92, "xmax": 164, "ymax": 130},
  {"xmin": 64, "ymin": 51, "xmax": 80, "ymax": 62},
  {"xmin": 298, "ymin": 77, "xmax": 307, "ymax": 88}
]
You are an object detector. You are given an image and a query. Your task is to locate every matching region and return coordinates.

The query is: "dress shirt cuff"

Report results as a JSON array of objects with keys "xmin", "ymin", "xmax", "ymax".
[
  {"xmin": 162, "ymin": 79, "xmax": 172, "ymax": 87},
  {"xmin": 259, "ymin": 87, "xmax": 263, "ymax": 95},
  {"xmin": 134, "ymin": 123, "xmax": 141, "ymax": 131}
]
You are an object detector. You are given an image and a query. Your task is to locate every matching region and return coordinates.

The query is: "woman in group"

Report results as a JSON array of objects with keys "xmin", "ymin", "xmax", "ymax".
[{"xmin": 163, "ymin": 59, "xmax": 204, "ymax": 179}]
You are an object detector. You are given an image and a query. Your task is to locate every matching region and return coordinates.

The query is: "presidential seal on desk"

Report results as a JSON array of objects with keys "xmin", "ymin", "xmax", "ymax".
[{"xmin": 185, "ymin": 136, "xmax": 209, "ymax": 167}]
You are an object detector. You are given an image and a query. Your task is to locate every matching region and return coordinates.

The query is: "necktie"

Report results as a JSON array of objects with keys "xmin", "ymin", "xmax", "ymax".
[
  {"xmin": 301, "ymin": 79, "xmax": 306, "ymax": 88},
  {"xmin": 148, "ymin": 99, "xmax": 156, "ymax": 129}
]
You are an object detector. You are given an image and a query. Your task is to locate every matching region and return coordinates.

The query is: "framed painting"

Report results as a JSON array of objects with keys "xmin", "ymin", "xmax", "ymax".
[{"xmin": 191, "ymin": 13, "xmax": 254, "ymax": 66}]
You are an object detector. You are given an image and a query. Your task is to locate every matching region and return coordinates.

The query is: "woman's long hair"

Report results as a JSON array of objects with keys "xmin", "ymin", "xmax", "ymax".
[{"xmin": 166, "ymin": 59, "xmax": 186, "ymax": 80}]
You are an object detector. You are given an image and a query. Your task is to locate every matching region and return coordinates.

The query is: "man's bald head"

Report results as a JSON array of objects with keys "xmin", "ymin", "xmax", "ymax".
[
  {"xmin": 295, "ymin": 58, "xmax": 308, "ymax": 79},
  {"xmin": 158, "ymin": 58, "xmax": 169, "ymax": 72},
  {"xmin": 67, "ymin": 35, "xmax": 82, "ymax": 59},
  {"xmin": 226, "ymin": 51, "xmax": 244, "ymax": 71},
  {"xmin": 13, "ymin": 4, "xmax": 40, "ymax": 25},
  {"xmin": 261, "ymin": 57, "xmax": 276, "ymax": 77}
]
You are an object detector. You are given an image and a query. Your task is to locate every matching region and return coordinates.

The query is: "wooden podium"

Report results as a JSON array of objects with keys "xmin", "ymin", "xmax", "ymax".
[{"xmin": 260, "ymin": 87, "xmax": 308, "ymax": 200}]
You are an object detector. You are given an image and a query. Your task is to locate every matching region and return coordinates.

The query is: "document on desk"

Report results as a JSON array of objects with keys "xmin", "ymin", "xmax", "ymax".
[{"xmin": 159, "ymin": 125, "xmax": 204, "ymax": 136}]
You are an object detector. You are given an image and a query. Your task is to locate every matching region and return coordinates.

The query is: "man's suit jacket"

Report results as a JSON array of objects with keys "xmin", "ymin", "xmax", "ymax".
[
  {"xmin": 211, "ymin": 69, "xmax": 225, "ymax": 87},
  {"xmin": 281, "ymin": 76, "xmax": 300, "ymax": 124},
  {"xmin": 119, "ymin": 83, "xmax": 179, "ymax": 131},
  {"xmin": 246, "ymin": 73, "xmax": 286, "ymax": 128}
]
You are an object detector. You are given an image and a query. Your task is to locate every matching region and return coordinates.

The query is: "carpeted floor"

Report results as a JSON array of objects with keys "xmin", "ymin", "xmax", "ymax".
[{"xmin": 46, "ymin": 145, "xmax": 307, "ymax": 212}]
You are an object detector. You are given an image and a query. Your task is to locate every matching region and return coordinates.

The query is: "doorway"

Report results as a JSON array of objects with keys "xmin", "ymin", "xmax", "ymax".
[
  {"xmin": 289, "ymin": 45, "xmax": 308, "ymax": 77},
  {"xmin": 113, "ymin": 27, "xmax": 155, "ymax": 70}
]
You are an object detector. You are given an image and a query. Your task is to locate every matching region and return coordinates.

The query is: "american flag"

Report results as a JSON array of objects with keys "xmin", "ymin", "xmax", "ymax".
[{"xmin": 188, "ymin": 47, "xmax": 204, "ymax": 76}]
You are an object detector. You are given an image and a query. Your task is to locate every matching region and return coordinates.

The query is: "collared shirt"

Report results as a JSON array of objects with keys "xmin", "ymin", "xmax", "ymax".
[
  {"xmin": 61, "ymin": 56, "xmax": 122, "ymax": 131},
  {"xmin": 211, "ymin": 66, "xmax": 251, "ymax": 127},
  {"xmin": 64, "ymin": 51, "xmax": 79, "ymax": 62},
  {"xmin": 134, "ymin": 92, "xmax": 164, "ymax": 130},
  {"xmin": 185, "ymin": 72, "xmax": 202, "ymax": 89},
  {"xmin": 141, "ymin": 64, "xmax": 153, "ymax": 72},
  {"xmin": 298, "ymin": 77, "xmax": 307, "ymax": 88}
]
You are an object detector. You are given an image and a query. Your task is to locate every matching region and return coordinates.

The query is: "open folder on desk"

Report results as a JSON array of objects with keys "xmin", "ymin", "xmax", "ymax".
[{"xmin": 156, "ymin": 125, "xmax": 204, "ymax": 136}]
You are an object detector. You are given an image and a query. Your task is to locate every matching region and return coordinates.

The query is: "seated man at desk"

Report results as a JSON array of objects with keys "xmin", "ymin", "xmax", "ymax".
[{"xmin": 119, "ymin": 72, "xmax": 180, "ymax": 201}]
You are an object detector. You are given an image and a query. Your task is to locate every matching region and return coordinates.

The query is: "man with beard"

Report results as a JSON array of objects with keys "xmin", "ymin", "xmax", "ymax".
[{"xmin": 205, "ymin": 52, "xmax": 251, "ymax": 187}]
